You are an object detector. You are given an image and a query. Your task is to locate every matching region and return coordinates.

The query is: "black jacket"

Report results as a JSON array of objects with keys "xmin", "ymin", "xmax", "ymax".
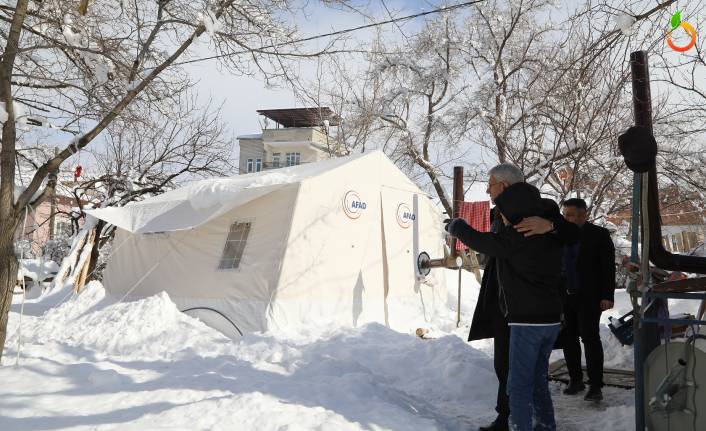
[
  {"xmin": 450, "ymin": 184, "xmax": 564, "ymax": 324},
  {"xmin": 574, "ymin": 221, "xmax": 616, "ymax": 305},
  {"xmin": 466, "ymin": 198, "xmax": 580, "ymax": 340}
]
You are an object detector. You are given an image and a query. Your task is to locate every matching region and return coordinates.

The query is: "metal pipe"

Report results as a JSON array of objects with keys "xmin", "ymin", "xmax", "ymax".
[
  {"xmin": 644, "ymin": 292, "xmax": 706, "ymax": 300},
  {"xmin": 629, "ymin": 50, "xmax": 706, "ymax": 274},
  {"xmin": 417, "ymin": 251, "xmax": 463, "ymax": 274},
  {"xmin": 630, "ymin": 50, "xmax": 650, "ymax": 431},
  {"xmin": 641, "ymin": 317, "xmax": 706, "ymax": 326}
]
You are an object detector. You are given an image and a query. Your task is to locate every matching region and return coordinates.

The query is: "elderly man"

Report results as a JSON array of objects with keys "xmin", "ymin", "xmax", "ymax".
[{"xmin": 468, "ymin": 164, "xmax": 579, "ymax": 431}]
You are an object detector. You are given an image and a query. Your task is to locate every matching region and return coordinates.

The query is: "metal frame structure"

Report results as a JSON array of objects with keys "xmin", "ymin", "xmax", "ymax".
[{"xmin": 626, "ymin": 51, "xmax": 706, "ymax": 431}]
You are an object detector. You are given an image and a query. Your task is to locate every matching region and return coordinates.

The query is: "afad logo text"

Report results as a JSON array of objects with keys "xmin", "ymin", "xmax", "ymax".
[
  {"xmin": 343, "ymin": 190, "xmax": 366, "ymax": 219},
  {"xmin": 667, "ymin": 10, "xmax": 696, "ymax": 52},
  {"xmin": 396, "ymin": 203, "xmax": 416, "ymax": 229}
]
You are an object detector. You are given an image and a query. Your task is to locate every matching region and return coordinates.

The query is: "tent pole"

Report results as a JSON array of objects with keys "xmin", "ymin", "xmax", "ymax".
[{"xmin": 457, "ymin": 269, "xmax": 462, "ymax": 327}]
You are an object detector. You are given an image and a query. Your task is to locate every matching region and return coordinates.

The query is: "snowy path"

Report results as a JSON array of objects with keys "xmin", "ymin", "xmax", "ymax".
[{"xmin": 0, "ymin": 281, "xmax": 677, "ymax": 430}]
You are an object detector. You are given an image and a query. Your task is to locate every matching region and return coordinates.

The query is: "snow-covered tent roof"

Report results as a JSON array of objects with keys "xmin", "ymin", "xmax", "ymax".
[{"xmin": 87, "ymin": 152, "xmax": 398, "ymax": 234}]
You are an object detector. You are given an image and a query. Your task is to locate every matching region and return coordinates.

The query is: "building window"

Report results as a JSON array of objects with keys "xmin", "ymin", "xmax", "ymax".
[
  {"xmin": 686, "ymin": 231, "xmax": 698, "ymax": 251},
  {"xmin": 286, "ymin": 152, "xmax": 301, "ymax": 166},
  {"xmin": 218, "ymin": 222, "xmax": 251, "ymax": 270},
  {"xmin": 246, "ymin": 158, "xmax": 253, "ymax": 173},
  {"xmin": 54, "ymin": 220, "xmax": 72, "ymax": 239},
  {"xmin": 255, "ymin": 158, "xmax": 262, "ymax": 172},
  {"xmin": 272, "ymin": 153, "xmax": 281, "ymax": 168}
]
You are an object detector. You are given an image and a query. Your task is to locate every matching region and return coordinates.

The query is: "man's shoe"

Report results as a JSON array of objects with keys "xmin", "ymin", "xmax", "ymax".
[
  {"xmin": 562, "ymin": 381, "xmax": 586, "ymax": 395},
  {"xmin": 479, "ymin": 417, "xmax": 509, "ymax": 431},
  {"xmin": 584, "ymin": 386, "xmax": 603, "ymax": 401}
]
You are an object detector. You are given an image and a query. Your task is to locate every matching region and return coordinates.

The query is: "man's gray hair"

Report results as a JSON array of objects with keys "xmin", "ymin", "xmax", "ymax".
[{"xmin": 488, "ymin": 163, "xmax": 524, "ymax": 185}]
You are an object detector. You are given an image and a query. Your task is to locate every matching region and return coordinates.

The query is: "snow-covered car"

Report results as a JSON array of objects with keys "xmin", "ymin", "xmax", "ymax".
[{"xmin": 16, "ymin": 259, "xmax": 60, "ymax": 292}]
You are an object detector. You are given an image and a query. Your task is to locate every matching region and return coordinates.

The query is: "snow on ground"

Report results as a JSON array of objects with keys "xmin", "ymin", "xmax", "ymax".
[{"xmin": 2, "ymin": 272, "xmax": 701, "ymax": 430}]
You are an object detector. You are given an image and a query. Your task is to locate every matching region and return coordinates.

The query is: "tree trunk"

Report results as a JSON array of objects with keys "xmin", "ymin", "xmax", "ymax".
[
  {"xmin": 52, "ymin": 226, "xmax": 90, "ymax": 291},
  {"xmin": 0, "ymin": 0, "xmax": 30, "ymax": 362},
  {"xmin": 86, "ymin": 220, "xmax": 106, "ymax": 282},
  {"xmin": 0, "ymin": 229, "xmax": 19, "ymax": 363},
  {"xmin": 73, "ymin": 227, "xmax": 96, "ymax": 292}
]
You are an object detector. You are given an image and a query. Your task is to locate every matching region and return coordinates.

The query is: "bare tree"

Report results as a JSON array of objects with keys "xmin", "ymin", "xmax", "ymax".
[
  {"xmin": 61, "ymin": 97, "xmax": 234, "ymax": 283},
  {"xmin": 316, "ymin": 0, "xmax": 694, "ymax": 223},
  {"xmin": 0, "ymin": 0, "xmax": 341, "ymax": 360}
]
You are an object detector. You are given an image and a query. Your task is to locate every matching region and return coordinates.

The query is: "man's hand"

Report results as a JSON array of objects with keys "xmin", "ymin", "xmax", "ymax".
[
  {"xmin": 444, "ymin": 218, "xmax": 466, "ymax": 236},
  {"xmin": 600, "ymin": 300, "xmax": 614, "ymax": 311},
  {"xmin": 514, "ymin": 216, "xmax": 554, "ymax": 237}
]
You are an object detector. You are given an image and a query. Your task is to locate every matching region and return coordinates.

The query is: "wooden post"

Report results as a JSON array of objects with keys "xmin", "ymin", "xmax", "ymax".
[
  {"xmin": 452, "ymin": 167, "xmax": 463, "ymax": 327},
  {"xmin": 449, "ymin": 166, "xmax": 464, "ymax": 256}
]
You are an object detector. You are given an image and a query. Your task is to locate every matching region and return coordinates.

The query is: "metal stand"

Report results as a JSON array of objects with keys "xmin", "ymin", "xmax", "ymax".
[{"xmin": 628, "ymin": 50, "xmax": 706, "ymax": 430}]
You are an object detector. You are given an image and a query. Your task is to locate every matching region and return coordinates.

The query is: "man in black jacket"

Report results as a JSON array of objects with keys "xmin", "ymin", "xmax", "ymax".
[
  {"xmin": 448, "ymin": 182, "xmax": 564, "ymax": 431},
  {"xmin": 465, "ymin": 164, "xmax": 579, "ymax": 431},
  {"xmin": 560, "ymin": 198, "xmax": 616, "ymax": 402}
]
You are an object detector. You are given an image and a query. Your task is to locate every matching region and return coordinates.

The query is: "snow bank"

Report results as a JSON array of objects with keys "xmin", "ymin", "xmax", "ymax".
[
  {"xmin": 12, "ymin": 282, "xmax": 230, "ymax": 361},
  {"xmin": 3, "ymin": 276, "xmax": 654, "ymax": 430},
  {"xmin": 3, "ymin": 282, "xmax": 502, "ymax": 430}
]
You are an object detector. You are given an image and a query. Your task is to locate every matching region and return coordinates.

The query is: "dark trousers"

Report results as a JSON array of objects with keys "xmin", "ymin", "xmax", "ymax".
[
  {"xmin": 562, "ymin": 294, "xmax": 604, "ymax": 387},
  {"xmin": 493, "ymin": 313, "xmax": 511, "ymax": 421}
]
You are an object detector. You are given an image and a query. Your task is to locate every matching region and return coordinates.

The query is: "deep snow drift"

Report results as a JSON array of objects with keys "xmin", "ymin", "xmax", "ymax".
[{"xmin": 3, "ymin": 272, "xmax": 698, "ymax": 430}]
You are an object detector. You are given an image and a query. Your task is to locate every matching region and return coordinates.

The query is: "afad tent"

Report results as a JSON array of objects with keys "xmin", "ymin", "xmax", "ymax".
[{"xmin": 88, "ymin": 151, "xmax": 448, "ymax": 338}]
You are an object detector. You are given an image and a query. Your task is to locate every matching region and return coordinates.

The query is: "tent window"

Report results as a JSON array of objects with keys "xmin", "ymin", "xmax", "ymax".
[{"xmin": 218, "ymin": 222, "xmax": 251, "ymax": 269}]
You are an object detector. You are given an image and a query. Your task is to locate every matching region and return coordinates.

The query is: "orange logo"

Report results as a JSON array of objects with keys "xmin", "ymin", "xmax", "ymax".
[{"xmin": 667, "ymin": 10, "xmax": 696, "ymax": 52}]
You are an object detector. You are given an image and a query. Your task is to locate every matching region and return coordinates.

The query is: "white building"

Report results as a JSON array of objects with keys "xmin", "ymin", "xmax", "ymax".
[{"xmin": 238, "ymin": 107, "xmax": 342, "ymax": 174}]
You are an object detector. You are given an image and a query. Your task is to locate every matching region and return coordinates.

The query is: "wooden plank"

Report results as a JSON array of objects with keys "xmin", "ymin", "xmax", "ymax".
[
  {"xmin": 653, "ymin": 277, "xmax": 706, "ymax": 293},
  {"xmin": 548, "ymin": 359, "xmax": 635, "ymax": 389}
]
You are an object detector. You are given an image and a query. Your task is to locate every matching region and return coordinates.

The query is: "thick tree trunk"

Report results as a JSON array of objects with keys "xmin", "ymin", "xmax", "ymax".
[
  {"xmin": 0, "ymin": 228, "xmax": 19, "ymax": 363},
  {"xmin": 0, "ymin": 0, "xmax": 30, "ymax": 363}
]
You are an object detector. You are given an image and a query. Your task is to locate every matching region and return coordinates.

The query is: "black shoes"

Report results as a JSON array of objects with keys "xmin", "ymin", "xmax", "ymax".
[
  {"xmin": 563, "ymin": 381, "xmax": 602, "ymax": 401},
  {"xmin": 584, "ymin": 385, "xmax": 603, "ymax": 401},
  {"xmin": 562, "ymin": 381, "xmax": 586, "ymax": 395},
  {"xmin": 479, "ymin": 417, "xmax": 509, "ymax": 431}
]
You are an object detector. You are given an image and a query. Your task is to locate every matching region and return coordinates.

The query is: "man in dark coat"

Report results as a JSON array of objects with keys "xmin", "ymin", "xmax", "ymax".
[
  {"xmin": 560, "ymin": 198, "xmax": 616, "ymax": 402},
  {"xmin": 466, "ymin": 164, "xmax": 580, "ymax": 431},
  {"xmin": 448, "ymin": 182, "xmax": 564, "ymax": 431}
]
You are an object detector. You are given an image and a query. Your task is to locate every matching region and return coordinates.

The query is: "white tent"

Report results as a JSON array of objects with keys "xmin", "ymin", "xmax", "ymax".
[{"xmin": 88, "ymin": 151, "xmax": 448, "ymax": 337}]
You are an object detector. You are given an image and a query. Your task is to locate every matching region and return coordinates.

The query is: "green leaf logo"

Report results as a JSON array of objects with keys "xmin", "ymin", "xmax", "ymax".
[{"xmin": 671, "ymin": 10, "xmax": 682, "ymax": 30}]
